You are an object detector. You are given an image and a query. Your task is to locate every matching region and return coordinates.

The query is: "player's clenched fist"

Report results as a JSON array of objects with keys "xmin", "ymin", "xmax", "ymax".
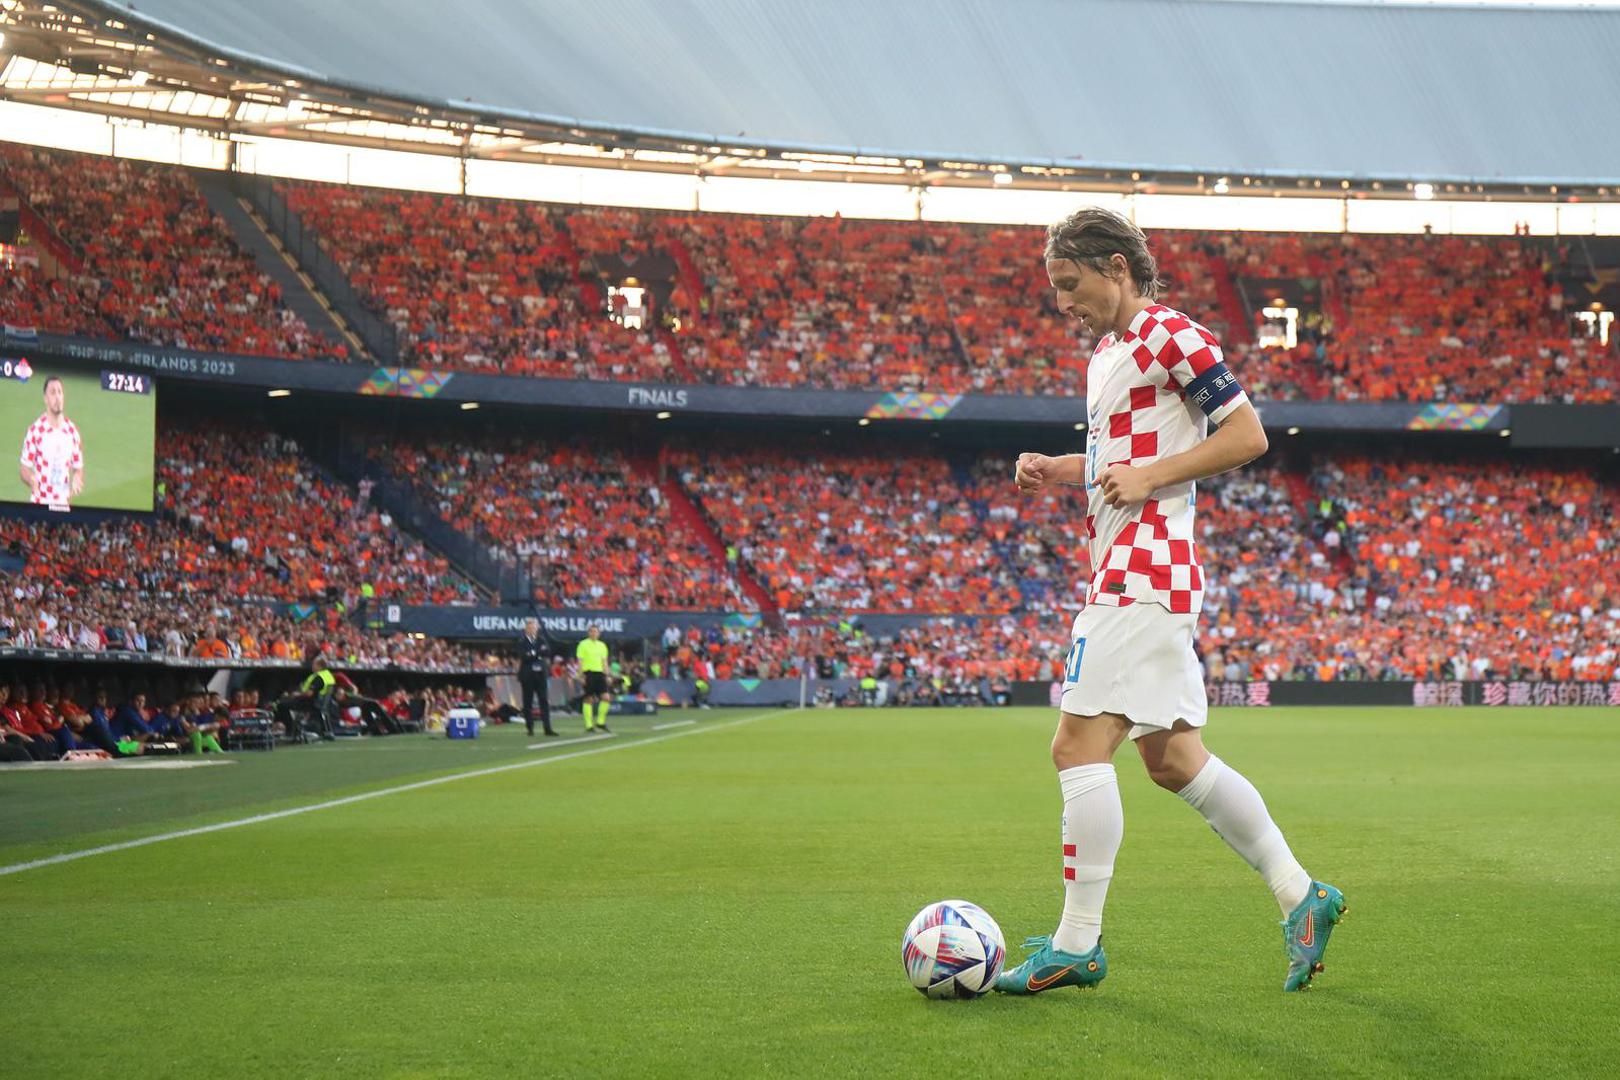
[
  {"xmin": 1015, "ymin": 452, "xmax": 1056, "ymax": 493},
  {"xmin": 1097, "ymin": 462, "xmax": 1155, "ymax": 508}
]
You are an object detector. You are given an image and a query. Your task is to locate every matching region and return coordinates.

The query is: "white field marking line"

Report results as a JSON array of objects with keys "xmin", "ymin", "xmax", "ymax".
[
  {"xmin": 650, "ymin": 719, "xmax": 697, "ymax": 731},
  {"xmin": 0, "ymin": 708, "xmax": 793, "ymax": 879},
  {"xmin": 527, "ymin": 730, "xmax": 615, "ymax": 748}
]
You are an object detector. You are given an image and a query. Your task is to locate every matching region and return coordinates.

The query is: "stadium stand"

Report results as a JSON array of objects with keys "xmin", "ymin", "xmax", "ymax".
[
  {"xmin": 1211, "ymin": 231, "xmax": 1615, "ymax": 403},
  {"xmin": 339, "ymin": 422, "xmax": 1620, "ymax": 684},
  {"xmin": 966, "ymin": 447, "xmax": 1619, "ymax": 681},
  {"xmin": 0, "ymin": 144, "xmax": 323, "ymax": 357},
  {"xmin": 261, "ymin": 174, "xmax": 1616, "ymax": 402},
  {"xmin": 644, "ymin": 614, "xmax": 1060, "ymax": 689},
  {"xmin": 0, "ymin": 541, "xmax": 497, "ymax": 670},
  {"xmin": 1303, "ymin": 455, "xmax": 1620, "ymax": 681},
  {"xmin": 161, "ymin": 424, "xmax": 480, "ymax": 606},
  {"xmin": 667, "ymin": 440, "xmax": 1021, "ymax": 614},
  {"xmin": 0, "ymin": 420, "xmax": 494, "ymax": 670},
  {"xmin": 4, "ymin": 146, "xmax": 1611, "ymax": 402},
  {"xmin": 375, "ymin": 435, "xmax": 758, "ymax": 611},
  {"xmin": 277, "ymin": 182, "xmax": 672, "ymax": 378}
]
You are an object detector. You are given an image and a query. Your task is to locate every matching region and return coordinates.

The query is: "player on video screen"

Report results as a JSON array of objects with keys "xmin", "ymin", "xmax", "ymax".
[{"xmin": 19, "ymin": 375, "xmax": 84, "ymax": 507}]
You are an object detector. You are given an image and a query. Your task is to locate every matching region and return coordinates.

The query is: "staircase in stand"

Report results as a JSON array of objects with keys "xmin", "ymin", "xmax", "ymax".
[
  {"xmin": 0, "ymin": 174, "xmax": 83, "ymax": 275},
  {"xmin": 1281, "ymin": 465, "xmax": 1354, "ymax": 575},
  {"xmin": 633, "ymin": 451, "xmax": 778, "ymax": 616},
  {"xmin": 658, "ymin": 233, "xmax": 705, "ymax": 380},
  {"xmin": 1208, "ymin": 252, "xmax": 1250, "ymax": 344},
  {"xmin": 193, "ymin": 172, "xmax": 354, "ymax": 353},
  {"xmin": 656, "ymin": 324, "xmax": 694, "ymax": 381}
]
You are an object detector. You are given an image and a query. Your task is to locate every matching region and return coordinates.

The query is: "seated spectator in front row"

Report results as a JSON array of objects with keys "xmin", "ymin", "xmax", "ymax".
[
  {"xmin": 52, "ymin": 686, "xmax": 124, "ymax": 757},
  {"xmin": 1, "ymin": 684, "xmax": 54, "ymax": 761},
  {"xmin": 23, "ymin": 683, "xmax": 65, "ymax": 750},
  {"xmin": 2, "ymin": 684, "xmax": 58, "ymax": 759},
  {"xmin": 151, "ymin": 700, "xmax": 190, "ymax": 747},
  {"xmin": 112, "ymin": 692, "xmax": 160, "ymax": 749},
  {"xmin": 181, "ymin": 703, "xmax": 227, "ymax": 754}
]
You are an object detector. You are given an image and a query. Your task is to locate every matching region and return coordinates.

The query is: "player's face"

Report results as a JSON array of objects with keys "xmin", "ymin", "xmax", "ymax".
[
  {"xmin": 43, "ymin": 379, "xmax": 64, "ymax": 416},
  {"xmin": 1047, "ymin": 257, "xmax": 1124, "ymax": 335}
]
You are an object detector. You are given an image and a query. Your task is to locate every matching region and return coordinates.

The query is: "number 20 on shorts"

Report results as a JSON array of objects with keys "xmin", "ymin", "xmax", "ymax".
[{"xmin": 1065, "ymin": 637, "xmax": 1087, "ymax": 684}]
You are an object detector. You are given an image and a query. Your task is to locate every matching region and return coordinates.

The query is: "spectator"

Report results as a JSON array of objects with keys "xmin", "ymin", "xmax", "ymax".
[{"xmin": 0, "ymin": 684, "xmax": 55, "ymax": 760}]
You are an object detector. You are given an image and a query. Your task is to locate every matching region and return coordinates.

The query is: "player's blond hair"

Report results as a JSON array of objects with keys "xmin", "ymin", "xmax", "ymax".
[{"xmin": 1044, "ymin": 208, "xmax": 1163, "ymax": 301}]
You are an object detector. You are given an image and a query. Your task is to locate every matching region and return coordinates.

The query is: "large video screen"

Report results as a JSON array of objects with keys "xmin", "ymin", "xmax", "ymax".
[{"xmin": 0, "ymin": 358, "xmax": 156, "ymax": 512}]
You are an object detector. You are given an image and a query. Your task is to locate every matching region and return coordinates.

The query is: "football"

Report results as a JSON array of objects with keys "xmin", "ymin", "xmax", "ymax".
[{"xmin": 901, "ymin": 900, "xmax": 1007, "ymax": 998}]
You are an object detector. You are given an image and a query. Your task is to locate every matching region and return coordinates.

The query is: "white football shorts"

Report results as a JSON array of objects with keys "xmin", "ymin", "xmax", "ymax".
[{"xmin": 1059, "ymin": 601, "xmax": 1208, "ymax": 740}]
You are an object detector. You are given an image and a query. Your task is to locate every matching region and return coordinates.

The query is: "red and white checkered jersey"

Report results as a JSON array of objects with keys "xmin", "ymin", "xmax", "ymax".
[
  {"xmin": 1081, "ymin": 304, "xmax": 1249, "ymax": 614},
  {"xmin": 19, "ymin": 412, "xmax": 83, "ymax": 506}
]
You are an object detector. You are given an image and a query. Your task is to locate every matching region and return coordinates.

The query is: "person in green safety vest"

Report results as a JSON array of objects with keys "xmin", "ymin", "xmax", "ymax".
[
  {"xmin": 693, "ymin": 676, "xmax": 710, "ymax": 709},
  {"xmin": 577, "ymin": 626, "xmax": 612, "ymax": 734},
  {"xmin": 859, "ymin": 674, "xmax": 878, "ymax": 706},
  {"xmin": 299, "ymin": 654, "xmax": 338, "ymax": 740}
]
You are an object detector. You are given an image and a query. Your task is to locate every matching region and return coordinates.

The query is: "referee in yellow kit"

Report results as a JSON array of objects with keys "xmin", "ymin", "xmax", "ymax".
[{"xmin": 576, "ymin": 624, "xmax": 612, "ymax": 734}]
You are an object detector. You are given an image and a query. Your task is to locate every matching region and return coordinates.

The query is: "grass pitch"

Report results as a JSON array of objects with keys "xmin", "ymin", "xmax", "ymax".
[{"xmin": 3, "ymin": 706, "xmax": 1617, "ymax": 1078}]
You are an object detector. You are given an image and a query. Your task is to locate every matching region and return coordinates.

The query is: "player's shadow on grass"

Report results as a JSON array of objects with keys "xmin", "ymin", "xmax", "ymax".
[{"xmin": 907, "ymin": 985, "xmax": 1485, "ymax": 1077}]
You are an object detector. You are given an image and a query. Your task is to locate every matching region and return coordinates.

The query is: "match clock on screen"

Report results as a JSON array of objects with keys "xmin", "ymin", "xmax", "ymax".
[{"xmin": 101, "ymin": 370, "xmax": 153, "ymax": 394}]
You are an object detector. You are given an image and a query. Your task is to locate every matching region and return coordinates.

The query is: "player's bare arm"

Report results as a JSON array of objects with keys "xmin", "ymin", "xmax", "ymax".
[
  {"xmin": 71, "ymin": 466, "xmax": 84, "ymax": 498},
  {"xmin": 1097, "ymin": 401, "xmax": 1267, "ymax": 508},
  {"xmin": 1014, "ymin": 452, "xmax": 1084, "ymax": 493}
]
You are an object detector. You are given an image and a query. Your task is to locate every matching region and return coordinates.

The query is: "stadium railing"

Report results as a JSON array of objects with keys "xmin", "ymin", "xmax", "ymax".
[
  {"xmin": 237, "ymin": 174, "xmax": 400, "ymax": 365},
  {"xmin": 329, "ymin": 438, "xmax": 533, "ymax": 605}
]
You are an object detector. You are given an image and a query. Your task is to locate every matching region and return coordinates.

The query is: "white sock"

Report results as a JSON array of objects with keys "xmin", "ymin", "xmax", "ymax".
[
  {"xmin": 1052, "ymin": 763, "xmax": 1123, "ymax": 954},
  {"xmin": 1178, "ymin": 755, "xmax": 1311, "ymax": 915}
]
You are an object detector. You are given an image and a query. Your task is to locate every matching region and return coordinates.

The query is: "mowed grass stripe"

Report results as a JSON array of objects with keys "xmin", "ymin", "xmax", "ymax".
[{"xmin": 0, "ymin": 708, "xmax": 789, "ymax": 878}]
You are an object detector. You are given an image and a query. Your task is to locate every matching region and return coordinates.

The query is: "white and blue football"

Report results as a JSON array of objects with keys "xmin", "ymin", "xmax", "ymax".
[{"xmin": 901, "ymin": 899, "xmax": 1006, "ymax": 998}]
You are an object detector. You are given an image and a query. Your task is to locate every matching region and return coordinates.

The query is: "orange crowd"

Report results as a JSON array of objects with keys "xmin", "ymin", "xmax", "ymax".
[
  {"xmin": 0, "ymin": 144, "xmax": 322, "ymax": 357},
  {"xmin": 666, "ymin": 440, "xmax": 1021, "ymax": 614},
  {"xmin": 5, "ymin": 143, "xmax": 1614, "ymax": 403},
  {"xmin": 161, "ymin": 425, "xmax": 479, "ymax": 606},
  {"xmin": 379, "ymin": 436, "xmax": 755, "ymax": 611},
  {"xmin": 1300, "ymin": 455, "xmax": 1620, "ymax": 681},
  {"xmin": 650, "ymin": 614, "xmax": 1064, "ymax": 685},
  {"xmin": 281, "ymin": 182, "xmax": 672, "ymax": 379},
  {"xmin": 1, "ymin": 420, "xmax": 497, "ymax": 671}
]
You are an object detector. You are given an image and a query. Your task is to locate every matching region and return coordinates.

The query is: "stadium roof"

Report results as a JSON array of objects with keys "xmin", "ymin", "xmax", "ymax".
[{"xmin": 15, "ymin": 0, "xmax": 1620, "ymax": 185}]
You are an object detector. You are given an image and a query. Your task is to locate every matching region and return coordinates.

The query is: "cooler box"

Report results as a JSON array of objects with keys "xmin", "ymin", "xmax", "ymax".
[{"xmin": 446, "ymin": 707, "xmax": 481, "ymax": 739}]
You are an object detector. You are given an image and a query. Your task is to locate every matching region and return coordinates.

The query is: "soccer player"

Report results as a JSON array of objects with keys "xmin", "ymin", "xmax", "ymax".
[
  {"xmin": 19, "ymin": 375, "xmax": 84, "ymax": 507},
  {"xmin": 997, "ymin": 209, "xmax": 1344, "ymax": 995},
  {"xmin": 576, "ymin": 625, "xmax": 611, "ymax": 734}
]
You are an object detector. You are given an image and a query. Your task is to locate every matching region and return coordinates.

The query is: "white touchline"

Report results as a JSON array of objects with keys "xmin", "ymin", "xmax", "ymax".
[
  {"xmin": 650, "ymin": 719, "xmax": 696, "ymax": 731},
  {"xmin": 0, "ymin": 708, "xmax": 792, "ymax": 878},
  {"xmin": 531, "ymin": 730, "xmax": 616, "ymax": 746}
]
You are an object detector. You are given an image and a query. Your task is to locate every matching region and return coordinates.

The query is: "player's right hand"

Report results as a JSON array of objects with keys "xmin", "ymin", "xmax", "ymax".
[{"xmin": 1015, "ymin": 452, "xmax": 1055, "ymax": 493}]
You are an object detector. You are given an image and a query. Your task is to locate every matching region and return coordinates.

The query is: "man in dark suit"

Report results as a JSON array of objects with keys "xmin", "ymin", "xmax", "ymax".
[{"xmin": 519, "ymin": 617, "xmax": 558, "ymax": 737}]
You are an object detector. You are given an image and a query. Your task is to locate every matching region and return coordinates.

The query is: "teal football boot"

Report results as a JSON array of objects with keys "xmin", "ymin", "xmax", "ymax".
[
  {"xmin": 1282, "ymin": 881, "xmax": 1347, "ymax": 991},
  {"xmin": 992, "ymin": 935, "xmax": 1106, "ymax": 995}
]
